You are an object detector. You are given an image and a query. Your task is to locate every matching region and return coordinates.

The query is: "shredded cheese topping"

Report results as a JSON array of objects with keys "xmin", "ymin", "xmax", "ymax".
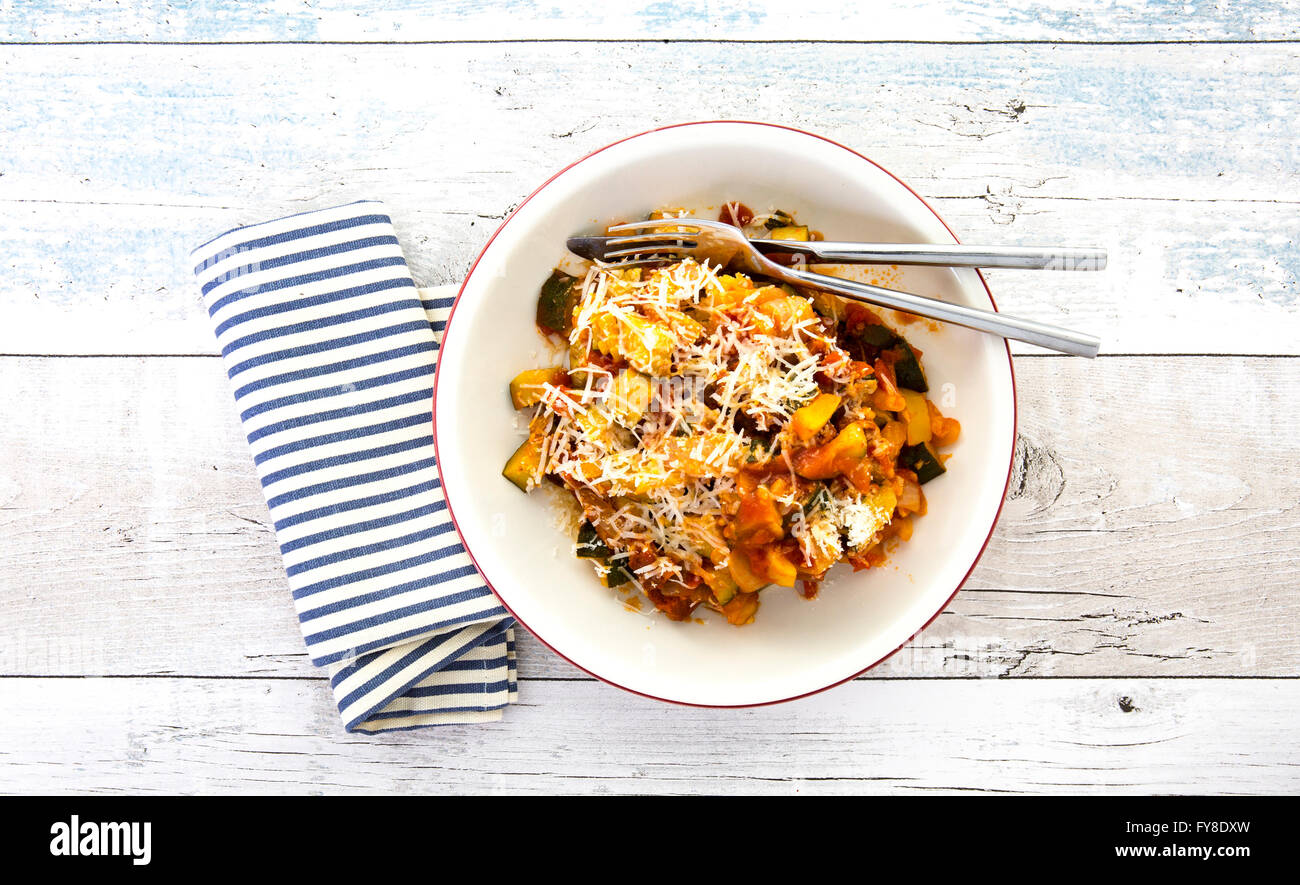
[{"xmin": 512, "ymin": 243, "xmax": 951, "ymax": 626}]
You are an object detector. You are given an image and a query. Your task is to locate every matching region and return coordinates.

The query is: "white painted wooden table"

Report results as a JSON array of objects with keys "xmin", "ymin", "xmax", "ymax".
[{"xmin": 2, "ymin": 2, "xmax": 1298, "ymax": 795}]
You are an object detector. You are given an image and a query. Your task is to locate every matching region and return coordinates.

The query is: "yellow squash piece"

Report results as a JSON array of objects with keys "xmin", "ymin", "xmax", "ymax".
[
  {"xmin": 769, "ymin": 225, "xmax": 810, "ymax": 241},
  {"xmin": 762, "ymin": 547, "xmax": 798, "ymax": 587},
  {"xmin": 728, "ymin": 548, "xmax": 768, "ymax": 593},
  {"xmin": 791, "ymin": 392, "xmax": 842, "ymax": 441},
  {"xmin": 607, "ymin": 368, "xmax": 653, "ymax": 425},
  {"xmin": 869, "ymin": 484, "xmax": 898, "ymax": 517},
  {"xmin": 590, "ymin": 311, "xmax": 676, "ymax": 377},
  {"xmin": 754, "ymin": 293, "xmax": 816, "ymax": 334},
  {"xmin": 899, "ymin": 389, "xmax": 932, "ymax": 446},
  {"xmin": 793, "ymin": 422, "xmax": 869, "ymax": 479},
  {"xmin": 721, "ymin": 591, "xmax": 761, "ymax": 626},
  {"xmin": 657, "ymin": 432, "xmax": 750, "ymax": 479}
]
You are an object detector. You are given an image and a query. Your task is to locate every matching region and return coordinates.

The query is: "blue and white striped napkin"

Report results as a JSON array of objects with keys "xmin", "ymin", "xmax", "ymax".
[{"xmin": 192, "ymin": 201, "xmax": 516, "ymax": 733}]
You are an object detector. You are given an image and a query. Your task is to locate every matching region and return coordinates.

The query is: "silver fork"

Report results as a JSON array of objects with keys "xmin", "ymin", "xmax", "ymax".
[
  {"xmin": 568, "ymin": 235, "xmax": 1108, "ymax": 270},
  {"xmin": 604, "ymin": 218, "xmax": 1101, "ymax": 358}
]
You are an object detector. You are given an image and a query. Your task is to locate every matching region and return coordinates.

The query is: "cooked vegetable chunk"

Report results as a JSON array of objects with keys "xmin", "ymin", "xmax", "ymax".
[
  {"xmin": 536, "ymin": 270, "xmax": 581, "ymax": 336},
  {"xmin": 763, "ymin": 210, "xmax": 797, "ymax": 230},
  {"xmin": 898, "ymin": 389, "xmax": 932, "ymax": 447},
  {"xmin": 791, "ymin": 392, "xmax": 842, "ymax": 442},
  {"xmin": 892, "ymin": 340, "xmax": 928, "ymax": 392},
  {"xmin": 728, "ymin": 548, "xmax": 768, "ymax": 594},
  {"xmin": 793, "ymin": 422, "xmax": 869, "ymax": 479},
  {"xmin": 769, "ymin": 225, "xmax": 810, "ymax": 241},
  {"xmin": 899, "ymin": 441, "xmax": 946, "ymax": 484},
  {"xmin": 855, "ymin": 324, "xmax": 898, "ymax": 349},
  {"xmin": 509, "ymin": 367, "xmax": 567, "ymax": 409},
  {"xmin": 589, "ymin": 311, "xmax": 676, "ymax": 376},
  {"xmin": 575, "ymin": 521, "xmax": 612, "ymax": 559},
  {"xmin": 502, "ymin": 434, "xmax": 543, "ymax": 492},
  {"xmin": 607, "ymin": 368, "xmax": 654, "ymax": 425}
]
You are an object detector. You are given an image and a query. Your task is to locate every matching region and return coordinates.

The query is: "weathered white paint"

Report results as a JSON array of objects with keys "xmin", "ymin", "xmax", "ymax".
[
  {"xmin": 0, "ymin": 676, "xmax": 1295, "ymax": 794},
  {"xmin": 4, "ymin": 0, "xmax": 1298, "ymax": 44},
  {"xmin": 0, "ymin": 43, "xmax": 1295, "ymax": 355},
  {"xmin": 3, "ymin": 1, "xmax": 1296, "ymax": 795},
  {"xmin": 2, "ymin": 356, "xmax": 1296, "ymax": 680}
]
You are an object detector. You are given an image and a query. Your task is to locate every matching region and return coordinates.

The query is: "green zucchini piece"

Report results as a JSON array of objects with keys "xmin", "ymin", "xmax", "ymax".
[
  {"xmin": 711, "ymin": 574, "xmax": 738, "ymax": 606},
  {"xmin": 575, "ymin": 521, "xmax": 611, "ymax": 559},
  {"xmin": 764, "ymin": 210, "xmax": 796, "ymax": 230},
  {"xmin": 856, "ymin": 324, "xmax": 898, "ymax": 348},
  {"xmin": 535, "ymin": 269, "xmax": 580, "ymax": 336},
  {"xmin": 509, "ymin": 367, "xmax": 566, "ymax": 409},
  {"xmin": 803, "ymin": 486, "xmax": 832, "ymax": 514},
  {"xmin": 899, "ymin": 441, "xmax": 946, "ymax": 484},
  {"xmin": 502, "ymin": 435, "xmax": 543, "ymax": 492},
  {"xmin": 892, "ymin": 341, "xmax": 929, "ymax": 392}
]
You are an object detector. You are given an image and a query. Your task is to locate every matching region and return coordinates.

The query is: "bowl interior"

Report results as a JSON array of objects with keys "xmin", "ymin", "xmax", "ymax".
[{"xmin": 435, "ymin": 122, "xmax": 1015, "ymax": 706}]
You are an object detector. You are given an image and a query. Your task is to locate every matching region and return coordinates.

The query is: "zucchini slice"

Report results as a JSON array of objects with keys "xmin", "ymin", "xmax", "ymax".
[
  {"xmin": 509, "ymin": 367, "xmax": 566, "ymax": 409},
  {"xmin": 899, "ymin": 441, "xmax": 946, "ymax": 484},
  {"xmin": 535, "ymin": 269, "xmax": 581, "ymax": 336},
  {"xmin": 892, "ymin": 340, "xmax": 929, "ymax": 392},
  {"xmin": 809, "ymin": 290, "xmax": 845, "ymax": 323},
  {"xmin": 728, "ymin": 547, "xmax": 769, "ymax": 593},
  {"xmin": 502, "ymin": 434, "xmax": 544, "ymax": 492},
  {"xmin": 764, "ymin": 210, "xmax": 796, "ymax": 230},
  {"xmin": 856, "ymin": 324, "xmax": 898, "ymax": 348},
  {"xmin": 700, "ymin": 566, "xmax": 739, "ymax": 606},
  {"xmin": 575, "ymin": 521, "xmax": 612, "ymax": 559},
  {"xmin": 803, "ymin": 486, "xmax": 832, "ymax": 514}
]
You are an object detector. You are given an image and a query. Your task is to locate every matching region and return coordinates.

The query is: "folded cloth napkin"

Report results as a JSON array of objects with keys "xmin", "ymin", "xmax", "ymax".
[{"xmin": 191, "ymin": 200, "xmax": 516, "ymax": 733}]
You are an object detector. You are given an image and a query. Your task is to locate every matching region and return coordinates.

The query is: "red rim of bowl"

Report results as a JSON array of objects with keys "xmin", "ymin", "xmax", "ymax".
[{"xmin": 431, "ymin": 120, "xmax": 1018, "ymax": 708}]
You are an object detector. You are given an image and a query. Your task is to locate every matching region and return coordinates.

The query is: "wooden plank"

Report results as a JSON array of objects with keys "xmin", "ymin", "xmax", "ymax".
[
  {"xmin": 1, "ymin": 43, "xmax": 1296, "ymax": 355},
  {"xmin": 4, "ymin": 0, "xmax": 1298, "ymax": 44},
  {"xmin": 0, "ymin": 676, "xmax": 1294, "ymax": 794},
  {"xmin": 2, "ymin": 355, "xmax": 1296, "ymax": 680},
  {"xmin": 5, "ymin": 195, "xmax": 1295, "ymax": 357}
]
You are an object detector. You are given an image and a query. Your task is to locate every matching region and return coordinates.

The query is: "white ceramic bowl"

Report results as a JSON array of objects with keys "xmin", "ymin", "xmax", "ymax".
[{"xmin": 434, "ymin": 121, "xmax": 1016, "ymax": 706}]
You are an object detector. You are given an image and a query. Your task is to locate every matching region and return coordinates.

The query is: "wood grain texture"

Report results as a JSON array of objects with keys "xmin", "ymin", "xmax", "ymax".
[
  {"xmin": 3, "ymin": 355, "xmax": 1296, "ymax": 680},
  {"xmin": 0, "ymin": 43, "xmax": 1296, "ymax": 355},
  {"xmin": 3, "ymin": 2, "xmax": 1296, "ymax": 795},
  {"xmin": 5, "ymin": 1, "xmax": 1298, "ymax": 44},
  {"xmin": 0, "ymin": 676, "xmax": 1295, "ymax": 794}
]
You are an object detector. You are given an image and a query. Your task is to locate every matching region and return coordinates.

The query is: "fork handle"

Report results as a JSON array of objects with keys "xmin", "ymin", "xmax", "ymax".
[
  {"xmin": 760, "ymin": 241, "xmax": 1107, "ymax": 270},
  {"xmin": 780, "ymin": 266, "xmax": 1100, "ymax": 358}
]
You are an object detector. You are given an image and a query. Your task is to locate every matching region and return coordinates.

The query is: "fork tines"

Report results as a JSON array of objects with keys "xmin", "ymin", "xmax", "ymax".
[{"xmin": 600, "ymin": 225, "xmax": 700, "ymax": 265}]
